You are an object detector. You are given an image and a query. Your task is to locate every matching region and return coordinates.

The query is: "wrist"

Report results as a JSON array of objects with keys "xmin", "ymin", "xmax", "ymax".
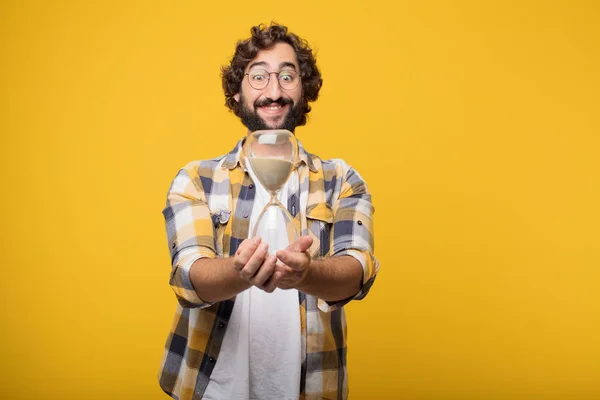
[
  {"xmin": 295, "ymin": 255, "xmax": 314, "ymax": 291},
  {"xmin": 226, "ymin": 257, "xmax": 251, "ymax": 287}
]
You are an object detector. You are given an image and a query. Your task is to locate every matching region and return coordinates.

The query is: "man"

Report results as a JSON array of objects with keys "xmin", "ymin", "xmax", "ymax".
[{"xmin": 159, "ymin": 23, "xmax": 379, "ymax": 400}]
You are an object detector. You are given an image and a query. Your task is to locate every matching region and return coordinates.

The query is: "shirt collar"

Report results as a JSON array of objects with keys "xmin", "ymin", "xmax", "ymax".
[{"xmin": 222, "ymin": 137, "xmax": 317, "ymax": 172}]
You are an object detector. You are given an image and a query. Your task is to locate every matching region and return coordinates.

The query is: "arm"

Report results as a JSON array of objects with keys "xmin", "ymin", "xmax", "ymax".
[
  {"xmin": 188, "ymin": 257, "xmax": 250, "ymax": 303},
  {"xmin": 299, "ymin": 256, "xmax": 363, "ymax": 301},
  {"xmin": 275, "ymin": 165, "xmax": 379, "ymax": 309},
  {"xmin": 275, "ymin": 237, "xmax": 363, "ymax": 302},
  {"xmin": 163, "ymin": 164, "xmax": 280, "ymax": 308}
]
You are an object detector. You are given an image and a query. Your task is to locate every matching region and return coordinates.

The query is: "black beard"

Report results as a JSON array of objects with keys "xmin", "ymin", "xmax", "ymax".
[{"xmin": 238, "ymin": 94, "xmax": 301, "ymax": 132}]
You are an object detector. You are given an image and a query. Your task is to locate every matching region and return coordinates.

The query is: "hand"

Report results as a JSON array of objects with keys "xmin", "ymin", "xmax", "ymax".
[
  {"xmin": 274, "ymin": 236, "xmax": 313, "ymax": 290},
  {"xmin": 232, "ymin": 236, "xmax": 280, "ymax": 293}
]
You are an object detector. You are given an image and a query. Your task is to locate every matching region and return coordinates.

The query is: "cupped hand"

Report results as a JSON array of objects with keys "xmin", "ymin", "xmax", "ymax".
[
  {"xmin": 274, "ymin": 236, "xmax": 313, "ymax": 290},
  {"xmin": 232, "ymin": 236, "xmax": 281, "ymax": 293}
]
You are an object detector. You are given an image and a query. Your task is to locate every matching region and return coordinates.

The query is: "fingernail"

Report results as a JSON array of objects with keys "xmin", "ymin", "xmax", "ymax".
[
  {"xmin": 253, "ymin": 236, "xmax": 261, "ymax": 244},
  {"xmin": 260, "ymin": 243, "xmax": 268, "ymax": 252}
]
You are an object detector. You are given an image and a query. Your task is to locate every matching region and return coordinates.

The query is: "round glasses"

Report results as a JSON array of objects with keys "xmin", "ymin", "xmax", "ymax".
[{"xmin": 244, "ymin": 69, "xmax": 301, "ymax": 90}]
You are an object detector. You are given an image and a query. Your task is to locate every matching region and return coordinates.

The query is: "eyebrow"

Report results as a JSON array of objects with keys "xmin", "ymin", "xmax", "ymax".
[
  {"xmin": 278, "ymin": 62, "xmax": 297, "ymax": 71},
  {"xmin": 247, "ymin": 61, "xmax": 298, "ymax": 71},
  {"xmin": 247, "ymin": 61, "xmax": 268, "ymax": 70}
]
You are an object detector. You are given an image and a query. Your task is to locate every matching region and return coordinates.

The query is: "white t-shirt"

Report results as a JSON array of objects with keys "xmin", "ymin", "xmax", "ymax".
[{"xmin": 203, "ymin": 168, "xmax": 301, "ymax": 400}]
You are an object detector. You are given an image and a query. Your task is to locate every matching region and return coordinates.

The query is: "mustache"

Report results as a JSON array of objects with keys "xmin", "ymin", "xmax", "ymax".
[{"xmin": 254, "ymin": 97, "xmax": 293, "ymax": 108}]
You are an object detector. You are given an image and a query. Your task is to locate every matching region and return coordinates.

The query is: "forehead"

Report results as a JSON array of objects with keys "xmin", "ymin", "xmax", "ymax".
[{"xmin": 246, "ymin": 42, "xmax": 299, "ymax": 71}]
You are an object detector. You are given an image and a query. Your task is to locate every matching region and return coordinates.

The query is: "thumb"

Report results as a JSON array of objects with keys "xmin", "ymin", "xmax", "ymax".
[{"xmin": 293, "ymin": 235, "xmax": 313, "ymax": 253}]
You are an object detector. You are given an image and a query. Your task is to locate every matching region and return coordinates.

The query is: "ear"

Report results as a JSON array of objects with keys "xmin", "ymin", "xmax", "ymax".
[{"xmin": 233, "ymin": 93, "xmax": 240, "ymax": 102}]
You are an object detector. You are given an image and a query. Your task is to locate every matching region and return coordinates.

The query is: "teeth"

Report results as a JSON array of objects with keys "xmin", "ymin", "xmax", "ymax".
[{"xmin": 262, "ymin": 104, "xmax": 282, "ymax": 111}]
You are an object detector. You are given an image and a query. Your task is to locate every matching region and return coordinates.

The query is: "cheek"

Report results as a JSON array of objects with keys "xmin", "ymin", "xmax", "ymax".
[
  {"xmin": 239, "ymin": 82, "xmax": 257, "ymax": 105},
  {"xmin": 243, "ymin": 89, "xmax": 263, "ymax": 107},
  {"xmin": 292, "ymin": 88, "xmax": 303, "ymax": 104}
]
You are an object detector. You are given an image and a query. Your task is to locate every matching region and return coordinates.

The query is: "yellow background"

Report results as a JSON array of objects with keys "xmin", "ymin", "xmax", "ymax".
[{"xmin": 1, "ymin": 1, "xmax": 599, "ymax": 399}]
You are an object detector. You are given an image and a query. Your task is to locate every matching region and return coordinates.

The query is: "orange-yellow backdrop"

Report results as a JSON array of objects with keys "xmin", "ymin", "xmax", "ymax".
[{"xmin": 1, "ymin": 1, "xmax": 599, "ymax": 399}]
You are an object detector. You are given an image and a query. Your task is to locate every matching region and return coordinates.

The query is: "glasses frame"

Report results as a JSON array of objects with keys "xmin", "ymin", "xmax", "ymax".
[{"xmin": 244, "ymin": 69, "xmax": 301, "ymax": 91}]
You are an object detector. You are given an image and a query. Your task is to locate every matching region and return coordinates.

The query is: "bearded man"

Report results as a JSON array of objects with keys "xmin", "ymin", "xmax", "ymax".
[{"xmin": 159, "ymin": 22, "xmax": 379, "ymax": 400}]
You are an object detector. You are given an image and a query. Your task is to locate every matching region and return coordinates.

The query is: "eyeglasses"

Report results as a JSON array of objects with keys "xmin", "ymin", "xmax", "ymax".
[{"xmin": 244, "ymin": 69, "xmax": 301, "ymax": 90}]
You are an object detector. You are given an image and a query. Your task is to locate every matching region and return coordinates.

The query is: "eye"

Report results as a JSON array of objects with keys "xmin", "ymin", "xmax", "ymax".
[
  {"xmin": 250, "ymin": 71, "xmax": 267, "ymax": 81},
  {"xmin": 279, "ymin": 72, "xmax": 295, "ymax": 82}
]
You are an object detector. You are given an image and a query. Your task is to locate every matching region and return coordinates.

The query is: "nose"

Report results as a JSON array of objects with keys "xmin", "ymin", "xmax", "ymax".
[{"xmin": 265, "ymin": 73, "xmax": 282, "ymax": 100}]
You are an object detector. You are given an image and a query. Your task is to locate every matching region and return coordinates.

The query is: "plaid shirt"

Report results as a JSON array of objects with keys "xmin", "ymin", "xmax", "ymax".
[{"xmin": 159, "ymin": 139, "xmax": 379, "ymax": 400}]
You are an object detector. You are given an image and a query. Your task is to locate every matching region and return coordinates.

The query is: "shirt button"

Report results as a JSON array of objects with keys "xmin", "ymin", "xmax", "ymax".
[
  {"xmin": 249, "ymin": 184, "xmax": 254, "ymax": 189},
  {"xmin": 243, "ymin": 212, "xmax": 249, "ymax": 218},
  {"xmin": 357, "ymin": 220, "xmax": 363, "ymax": 225},
  {"xmin": 209, "ymin": 357, "xmax": 215, "ymax": 363},
  {"xmin": 219, "ymin": 322, "xmax": 225, "ymax": 328}
]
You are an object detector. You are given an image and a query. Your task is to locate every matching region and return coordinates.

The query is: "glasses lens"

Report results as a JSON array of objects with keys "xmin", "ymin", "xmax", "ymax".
[
  {"xmin": 248, "ymin": 70, "xmax": 269, "ymax": 89},
  {"xmin": 278, "ymin": 71, "xmax": 299, "ymax": 90}
]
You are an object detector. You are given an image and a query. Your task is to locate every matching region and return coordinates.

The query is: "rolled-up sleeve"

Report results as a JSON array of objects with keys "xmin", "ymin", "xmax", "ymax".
[
  {"xmin": 318, "ymin": 166, "xmax": 380, "ymax": 312},
  {"xmin": 162, "ymin": 163, "xmax": 217, "ymax": 308}
]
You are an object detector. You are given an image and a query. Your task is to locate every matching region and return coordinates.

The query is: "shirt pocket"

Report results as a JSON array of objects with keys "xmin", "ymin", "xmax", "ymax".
[
  {"xmin": 306, "ymin": 202, "xmax": 334, "ymax": 259},
  {"xmin": 210, "ymin": 209, "xmax": 231, "ymax": 257}
]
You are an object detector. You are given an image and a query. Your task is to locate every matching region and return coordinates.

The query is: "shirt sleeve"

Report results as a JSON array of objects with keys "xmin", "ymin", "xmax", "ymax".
[
  {"xmin": 318, "ymin": 166, "xmax": 380, "ymax": 312},
  {"xmin": 162, "ymin": 163, "xmax": 217, "ymax": 309}
]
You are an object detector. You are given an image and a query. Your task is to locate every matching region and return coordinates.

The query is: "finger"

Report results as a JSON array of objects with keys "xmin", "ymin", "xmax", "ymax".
[
  {"xmin": 235, "ymin": 236, "xmax": 261, "ymax": 256},
  {"xmin": 250, "ymin": 254, "xmax": 277, "ymax": 288},
  {"xmin": 233, "ymin": 237, "xmax": 261, "ymax": 270},
  {"xmin": 274, "ymin": 263, "xmax": 294, "ymax": 274},
  {"xmin": 296, "ymin": 236, "xmax": 313, "ymax": 252},
  {"xmin": 276, "ymin": 249, "xmax": 308, "ymax": 270},
  {"xmin": 261, "ymin": 270, "xmax": 282, "ymax": 293},
  {"xmin": 284, "ymin": 235, "xmax": 313, "ymax": 252},
  {"xmin": 239, "ymin": 242, "xmax": 268, "ymax": 280}
]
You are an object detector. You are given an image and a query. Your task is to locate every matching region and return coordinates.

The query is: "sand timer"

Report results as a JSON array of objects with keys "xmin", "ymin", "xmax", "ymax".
[{"xmin": 245, "ymin": 129, "xmax": 299, "ymax": 254}]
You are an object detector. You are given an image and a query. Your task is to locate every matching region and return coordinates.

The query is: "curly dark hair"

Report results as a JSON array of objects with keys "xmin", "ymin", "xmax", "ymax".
[{"xmin": 221, "ymin": 23, "xmax": 323, "ymax": 127}]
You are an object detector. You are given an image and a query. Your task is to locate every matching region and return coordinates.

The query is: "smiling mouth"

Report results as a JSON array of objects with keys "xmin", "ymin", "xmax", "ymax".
[{"xmin": 258, "ymin": 103, "xmax": 288, "ymax": 114}]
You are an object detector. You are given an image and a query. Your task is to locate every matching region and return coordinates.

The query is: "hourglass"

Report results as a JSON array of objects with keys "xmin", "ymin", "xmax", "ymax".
[{"xmin": 245, "ymin": 129, "xmax": 299, "ymax": 254}]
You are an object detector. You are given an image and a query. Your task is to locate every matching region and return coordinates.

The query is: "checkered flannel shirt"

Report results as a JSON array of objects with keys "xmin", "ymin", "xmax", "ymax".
[{"xmin": 159, "ymin": 139, "xmax": 379, "ymax": 399}]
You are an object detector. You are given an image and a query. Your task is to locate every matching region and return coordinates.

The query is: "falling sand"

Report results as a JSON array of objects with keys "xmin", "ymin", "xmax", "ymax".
[{"xmin": 248, "ymin": 157, "xmax": 293, "ymax": 192}]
